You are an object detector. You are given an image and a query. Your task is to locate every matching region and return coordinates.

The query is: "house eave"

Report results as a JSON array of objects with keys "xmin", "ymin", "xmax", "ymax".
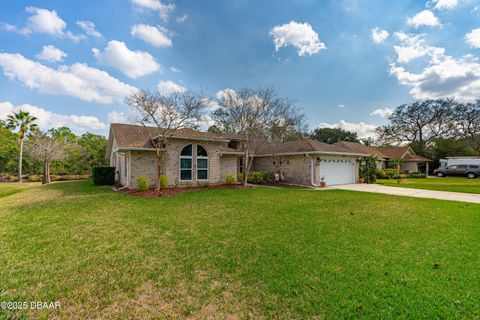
[
  {"xmin": 253, "ymin": 151, "xmax": 369, "ymax": 157},
  {"xmin": 152, "ymin": 134, "xmax": 231, "ymax": 143}
]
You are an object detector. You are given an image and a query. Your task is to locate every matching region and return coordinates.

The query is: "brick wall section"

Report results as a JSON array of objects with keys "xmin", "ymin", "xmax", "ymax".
[
  {"xmin": 126, "ymin": 139, "xmax": 232, "ymax": 188},
  {"xmin": 252, "ymin": 155, "xmax": 314, "ymax": 185},
  {"xmin": 220, "ymin": 155, "xmax": 239, "ymax": 183}
]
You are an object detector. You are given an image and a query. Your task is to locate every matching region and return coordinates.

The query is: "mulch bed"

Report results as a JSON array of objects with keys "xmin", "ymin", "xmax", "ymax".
[{"xmin": 120, "ymin": 183, "xmax": 251, "ymax": 197}]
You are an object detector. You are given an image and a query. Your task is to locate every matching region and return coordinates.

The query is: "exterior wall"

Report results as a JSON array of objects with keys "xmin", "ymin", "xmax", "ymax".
[
  {"xmin": 401, "ymin": 162, "xmax": 418, "ymax": 173},
  {"xmin": 127, "ymin": 139, "xmax": 225, "ymax": 188},
  {"xmin": 252, "ymin": 154, "xmax": 360, "ymax": 186},
  {"xmin": 220, "ymin": 155, "xmax": 239, "ymax": 183},
  {"xmin": 252, "ymin": 155, "xmax": 314, "ymax": 185}
]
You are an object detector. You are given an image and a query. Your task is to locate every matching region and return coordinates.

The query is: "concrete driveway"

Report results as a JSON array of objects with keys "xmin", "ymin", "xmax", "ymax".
[{"xmin": 328, "ymin": 183, "xmax": 480, "ymax": 204}]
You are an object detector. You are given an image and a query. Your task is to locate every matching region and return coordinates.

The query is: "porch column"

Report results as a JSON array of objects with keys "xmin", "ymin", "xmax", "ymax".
[{"xmin": 426, "ymin": 162, "xmax": 429, "ymax": 176}]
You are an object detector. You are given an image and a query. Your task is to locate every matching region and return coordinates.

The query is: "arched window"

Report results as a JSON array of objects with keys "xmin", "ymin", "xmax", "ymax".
[
  {"xmin": 180, "ymin": 144, "xmax": 192, "ymax": 180},
  {"xmin": 196, "ymin": 145, "xmax": 208, "ymax": 180}
]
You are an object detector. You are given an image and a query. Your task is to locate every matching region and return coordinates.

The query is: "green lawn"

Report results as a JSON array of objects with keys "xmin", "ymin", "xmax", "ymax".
[
  {"xmin": 1, "ymin": 181, "xmax": 480, "ymax": 319},
  {"xmin": 377, "ymin": 177, "xmax": 480, "ymax": 194}
]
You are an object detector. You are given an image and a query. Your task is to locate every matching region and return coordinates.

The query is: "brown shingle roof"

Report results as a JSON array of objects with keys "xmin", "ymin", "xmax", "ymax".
[
  {"xmin": 110, "ymin": 123, "xmax": 243, "ymax": 149},
  {"xmin": 376, "ymin": 146, "xmax": 432, "ymax": 162},
  {"xmin": 254, "ymin": 138, "xmax": 367, "ymax": 156},
  {"xmin": 334, "ymin": 141, "xmax": 388, "ymax": 158}
]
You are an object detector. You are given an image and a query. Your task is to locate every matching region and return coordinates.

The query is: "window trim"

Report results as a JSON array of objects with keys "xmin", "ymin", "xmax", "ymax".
[
  {"xmin": 179, "ymin": 144, "xmax": 193, "ymax": 181},
  {"xmin": 196, "ymin": 144, "xmax": 209, "ymax": 181}
]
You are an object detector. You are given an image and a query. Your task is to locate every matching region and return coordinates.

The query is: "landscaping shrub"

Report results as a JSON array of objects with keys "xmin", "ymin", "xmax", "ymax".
[
  {"xmin": 247, "ymin": 172, "xmax": 265, "ymax": 184},
  {"xmin": 236, "ymin": 173, "xmax": 244, "ymax": 183},
  {"xmin": 408, "ymin": 172, "xmax": 426, "ymax": 178},
  {"xmin": 137, "ymin": 176, "xmax": 149, "ymax": 191},
  {"xmin": 375, "ymin": 169, "xmax": 386, "ymax": 179},
  {"xmin": 160, "ymin": 175, "xmax": 168, "ymax": 189},
  {"xmin": 263, "ymin": 171, "xmax": 275, "ymax": 183},
  {"xmin": 226, "ymin": 174, "xmax": 235, "ymax": 185},
  {"xmin": 384, "ymin": 169, "xmax": 399, "ymax": 179},
  {"xmin": 360, "ymin": 156, "xmax": 377, "ymax": 184},
  {"xmin": 92, "ymin": 166, "xmax": 115, "ymax": 186}
]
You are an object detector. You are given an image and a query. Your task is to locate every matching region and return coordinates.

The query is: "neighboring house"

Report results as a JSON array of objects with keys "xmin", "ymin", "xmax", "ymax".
[
  {"xmin": 334, "ymin": 141, "xmax": 432, "ymax": 173},
  {"xmin": 106, "ymin": 124, "xmax": 368, "ymax": 188}
]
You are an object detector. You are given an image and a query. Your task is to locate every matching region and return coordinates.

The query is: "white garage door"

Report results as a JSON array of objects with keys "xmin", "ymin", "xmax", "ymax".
[{"xmin": 319, "ymin": 157, "xmax": 356, "ymax": 185}]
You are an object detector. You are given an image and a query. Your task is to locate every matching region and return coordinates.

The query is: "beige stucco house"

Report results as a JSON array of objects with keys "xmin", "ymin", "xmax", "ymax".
[{"xmin": 106, "ymin": 123, "xmax": 369, "ymax": 188}]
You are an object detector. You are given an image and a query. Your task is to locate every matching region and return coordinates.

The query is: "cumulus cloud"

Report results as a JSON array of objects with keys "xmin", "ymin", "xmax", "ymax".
[
  {"xmin": 36, "ymin": 45, "xmax": 67, "ymax": 63},
  {"xmin": 465, "ymin": 28, "xmax": 480, "ymax": 48},
  {"xmin": 76, "ymin": 20, "xmax": 102, "ymax": 38},
  {"xmin": 317, "ymin": 120, "xmax": 377, "ymax": 139},
  {"xmin": 157, "ymin": 80, "xmax": 186, "ymax": 96},
  {"xmin": 390, "ymin": 53, "xmax": 480, "ymax": 102},
  {"xmin": 92, "ymin": 40, "xmax": 160, "ymax": 78},
  {"xmin": 393, "ymin": 32, "xmax": 445, "ymax": 64},
  {"xmin": 0, "ymin": 53, "xmax": 136, "ymax": 104},
  {"xmin": 131, "ymin": 24, "xmax": 172, "ymax": 47},
  {"xmin": 270, "ymin": 21, "xmax": 326, "ymax": 56},
  {"xmin": 432, "ymin": 0, "xmax": 458, "ymax": 10},
  {"xmin": 2, "ymin": 7, "xmax": 85, "ymax": 41},
  {"xmin": 0, "ymin": 101, "xmax": 106, "ymax": 133},
  {"xmin": 370, "ymin": 108, "xmax": 393, "ymax": 118},
  {"xmin": 130, "ymin": 0, "xmax": 175, "ymax": 22},
  {"xmin": 371, "ymin": 27, "xmax": 389, "ymax": 44},
  {"xmin": 407, "ymin": 10, "xmax": 441, "ymax": 28}
]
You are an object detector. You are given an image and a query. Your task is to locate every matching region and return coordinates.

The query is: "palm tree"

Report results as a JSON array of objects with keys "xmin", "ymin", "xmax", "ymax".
[{"xmin": 7, "ymin": 111, "xmax": 37, "ymax": 182}]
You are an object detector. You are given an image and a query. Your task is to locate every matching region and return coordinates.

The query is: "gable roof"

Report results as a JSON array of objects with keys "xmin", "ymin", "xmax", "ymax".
[
  {"xmin": 334, "ymin": 141, "xmax": 388, "ymax": 159},
  {"xmin": 109, "ymin": 123, "xmax": 243, "ymax": 150},
  {"xmin": 376, "ymin": 146, "xmax": 431, "ymax": 162},
  {"xmin": 254, "ymin": 138, "xmax": 368, "ymax": 156}
]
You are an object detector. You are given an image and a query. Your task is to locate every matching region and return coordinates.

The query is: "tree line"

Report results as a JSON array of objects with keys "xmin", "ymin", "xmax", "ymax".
[{"xmin": 0, "ymin": 115, "xmax": 108, "ymax": 182}]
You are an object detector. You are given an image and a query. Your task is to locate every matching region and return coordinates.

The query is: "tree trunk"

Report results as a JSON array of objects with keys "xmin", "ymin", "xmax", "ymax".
[
  {"xmin": 18, "ymin": 137, "xmax": 24, "ymax": 183},
  {"xmin": 43, "ymin": 161, "xmax": 51, "ymax": 184},
  {"xmin": 242, "ymin": 150, "xmax": 249, "ymax": 187},
  {"xmin": 155, "ymin": 149, "xmax": 164, "ymax": 194}
]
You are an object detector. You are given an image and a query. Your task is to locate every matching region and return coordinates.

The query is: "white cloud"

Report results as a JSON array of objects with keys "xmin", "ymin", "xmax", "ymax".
[
  {"xmin": 407, "ymin": 10, "xmax": 441, "ymax": 28},
  {"xmin": 2, "ymin": 7, "xmax": 85, "ymax": 42},
  {"xmin": 107, "ymin": 110, "xmax": 130, "ymax": 124},
  {"xmin": 393, "ymin": 32, "xmax": 445, "ymax": 64},
  {"xmin": 337, "ymin": 104, "xmax": 345, "ymax": 108},
  {"xmin": 390, "ymin": 53, "xmax": 480, "ymax": 102},
  {"xmin": 465, "ymin": 28, "xmax": 480, "ymax": 48},
  {"xmin": 92, "ymin": 40, "xmax": 160, "ymax": 78},
  {"xmin": 0, "ymin": 53, "xmax": 136, "ymax": 104},
  {"xmin": 270, "ymin": 21, "xmax": 326, "ymax": 56},
  {"xmin": 371, "ymin": 27, "xmax": 389, "ymax": 44},
  {"xmin": 131, "ymin": 24, "xmax": 172, "ymax": 47},
  {"xmin": 0, "ymin": 101, "xmax": 106, "ymax": 133},
  {"xmin": 25, "ymin": 6, "xmax": 66, "ymax": 36},
  {"xmin": 176, "ymin": 14, "xmax": 188, "ymax": 23},
  {"xmin": 317, "ymin": 120, "xmax": 377, "ymax": 139},
  {"xmin": 36, "ymin": 45, "xmax": 67, "ymax": 62},
  {"xmin": 76, "ymin": 20, "xmax": 102, "ymax": 38},
  {"xmin": 157, "ymin": 80, "xmax": 186, "ymax": 96},
  {"xmin": 215, "ymin": 88, "xmax": 237, "ymax": 101},
  {"xmin": 130, "ymin": 0, "xmax": 175, "ymax": 22},
  {"xmin": 170, "ymin": 67, "xmax": 181, "ymax": 73},
  {"xmin": 370, "ymin": 108, "xmax": 393, "ymax": 118},
  {"xmin": 432, "ymin": 0, "xmax": 458, "ymax": 10}
]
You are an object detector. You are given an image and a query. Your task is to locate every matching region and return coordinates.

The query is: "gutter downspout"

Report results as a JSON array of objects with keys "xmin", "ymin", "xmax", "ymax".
[{"xmin": 306, "ymin": 154, "xmax": 320, "ymax": 187}]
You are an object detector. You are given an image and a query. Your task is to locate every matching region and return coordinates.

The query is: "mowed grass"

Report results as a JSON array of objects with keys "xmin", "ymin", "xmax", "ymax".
[
  {"xmin": 1, "ymin": 181, "xmax": 480, "ymax": 319},
  {"xmin": 378, "ymin": 177, "xmax": 480, "ymax": 194}
]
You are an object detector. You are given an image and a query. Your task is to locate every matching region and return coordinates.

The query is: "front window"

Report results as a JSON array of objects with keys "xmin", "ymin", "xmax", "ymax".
[
  {"xmin": 197, "ymin": 145, "xmax": 208, "ymax": 180},
  {"xmin": 180, "ymin": 144, "xmax": 192, "ymax": 180}
]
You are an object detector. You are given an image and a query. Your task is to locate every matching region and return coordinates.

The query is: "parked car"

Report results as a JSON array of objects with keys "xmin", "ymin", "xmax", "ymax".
[{"xmin": 433, "ymin": 164, "xmax": 480, "ymax": 179}]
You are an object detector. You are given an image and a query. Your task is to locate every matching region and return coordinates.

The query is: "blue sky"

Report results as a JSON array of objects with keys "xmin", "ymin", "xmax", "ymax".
[{"xmin": 0, "ymin": 0, "xmax": 479, "ymax": 137}]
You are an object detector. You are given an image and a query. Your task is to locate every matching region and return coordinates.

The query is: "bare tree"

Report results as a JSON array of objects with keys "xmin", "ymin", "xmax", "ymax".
[
  {"xmin": 454, "ymin": 100, "xmax": 480, "ymax": 151},
  {"xmin": 213, "ymin": 87, "xmax": 304, "ymax": 186},
  {"xmin": 126, "ymin": 89, "xmax": 208, "ymax": 193},
  {"xmin": 376, "ymin": 98, "xmax": 457, "ymax": 152},
  {"xmin": 267, "ymin": 100, "xmax": 306, "ymax": 176},
  {"xmin": 27, "ymin": 132, "xmax": 69, "ymax": 184}
]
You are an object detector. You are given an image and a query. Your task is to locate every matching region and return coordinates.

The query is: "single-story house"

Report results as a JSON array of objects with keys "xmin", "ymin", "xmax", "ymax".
[
  {"xmin": 106, "ymin": 123, "xmax": 368, "ymax": 188},
  {"xmin": 333, "ymin": 141, "xmax": 432, "ymax": 173}
]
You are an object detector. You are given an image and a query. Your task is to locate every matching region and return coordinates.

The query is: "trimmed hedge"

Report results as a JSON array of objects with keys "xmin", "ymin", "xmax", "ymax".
[
  {"xmin": 92, "ymin": 166, "xmax": 115, "ymax": 186},
  {"xmin": 247, "ymin": 171, "xmax": 275, "ymax": 184}
]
